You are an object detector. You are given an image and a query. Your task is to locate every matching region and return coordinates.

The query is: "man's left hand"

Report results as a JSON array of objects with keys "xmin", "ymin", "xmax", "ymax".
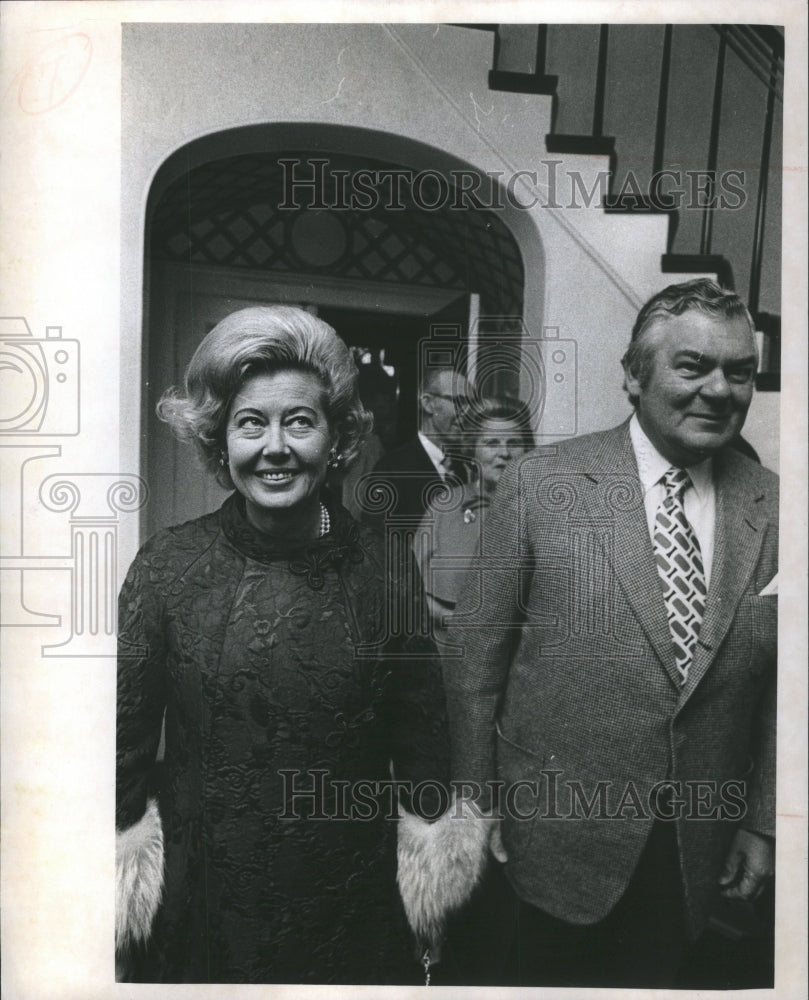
[{"xmin": 718, "ymin": 828, "xmax": 774, "ymax": 901}]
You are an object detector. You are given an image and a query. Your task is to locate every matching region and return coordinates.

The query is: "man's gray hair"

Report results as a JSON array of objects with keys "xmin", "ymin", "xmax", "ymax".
[{"xmin": 621, "ymin": 278, "xmax": 755, "ymax": 405}]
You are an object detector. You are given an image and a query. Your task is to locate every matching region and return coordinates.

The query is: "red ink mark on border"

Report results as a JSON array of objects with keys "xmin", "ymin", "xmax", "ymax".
[{"xmin": 18, "ymin": 33, "xmax": 92, "ymax": 116}]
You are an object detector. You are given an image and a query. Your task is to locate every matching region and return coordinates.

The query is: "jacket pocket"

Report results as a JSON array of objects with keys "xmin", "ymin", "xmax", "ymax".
[{"xmin": 494, "ymin": 720, "xmax": 558, "ymax": 860}]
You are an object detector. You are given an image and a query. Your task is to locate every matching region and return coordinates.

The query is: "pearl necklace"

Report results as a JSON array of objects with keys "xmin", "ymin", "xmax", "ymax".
[{"xmin": 318, "ymin": 502, "xmax": 331, "ymax": 538}]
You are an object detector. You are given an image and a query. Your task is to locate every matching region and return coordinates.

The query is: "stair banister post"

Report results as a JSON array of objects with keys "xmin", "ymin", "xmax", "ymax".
[
  {"xmin": 699, "ymin": 30, "xmax": 727, "ymax": 256},
  {"xmin": 653, "ymin": 25, "xmax": 674, "ymax": 178},
  {"xmin": 748, "ymin": 51, "xmax": 779, "ymax": 316},
  {"xmin": 592, "ymin": 24, "xmax": 610, "ymax": 138}
]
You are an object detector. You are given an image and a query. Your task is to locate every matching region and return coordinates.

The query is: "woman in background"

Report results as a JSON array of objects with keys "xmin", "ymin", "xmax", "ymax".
[
  {"xmin": 115, "ymin": 306, "xmax": 452, "ymax": 984},
  {"xmin": 415, "ymin": 395, "xmax": 534, "ymax": 644},
  {"xmin": 412, "ymin": 394, "xmax": 534, "ymax": 985}
]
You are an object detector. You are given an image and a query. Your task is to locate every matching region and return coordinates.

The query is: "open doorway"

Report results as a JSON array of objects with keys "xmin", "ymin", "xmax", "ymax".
[{"xmin": 318, "ymin": 295, "xmax": 471, "ymax": 450}]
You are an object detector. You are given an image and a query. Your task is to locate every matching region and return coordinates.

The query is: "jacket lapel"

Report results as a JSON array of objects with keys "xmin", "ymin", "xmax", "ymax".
[
  {"xmin": 412, "ymin": 437, "xmax": 440, "ymax": 478},
  {"xmin": 580, "ymin": 424, "xmax": 682, "ymax": 687},
  {"xmin": 677, "ymin": 452, "xmax": 767, "ymax": 703}
]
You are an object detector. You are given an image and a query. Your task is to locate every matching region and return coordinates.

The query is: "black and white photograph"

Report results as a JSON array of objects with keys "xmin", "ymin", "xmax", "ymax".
[{"xmin": 1, "ymin": 2, "xmax": 806, "ymax": 997}]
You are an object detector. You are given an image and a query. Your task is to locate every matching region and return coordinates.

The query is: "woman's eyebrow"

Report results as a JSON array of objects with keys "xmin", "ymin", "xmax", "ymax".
[{"xmin": 230, "ymin": 404, "xmax": 263, "ymax": 416}]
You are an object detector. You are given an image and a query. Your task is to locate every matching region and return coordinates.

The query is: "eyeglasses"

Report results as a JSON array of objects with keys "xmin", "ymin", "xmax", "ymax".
[{"xmin": 427, "ymin": 393, "xmax": 470, "ymax": 406}]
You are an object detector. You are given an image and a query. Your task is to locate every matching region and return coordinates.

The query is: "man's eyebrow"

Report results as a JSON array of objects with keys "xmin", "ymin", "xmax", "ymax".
[
  {"xmin": 673, "ymin": 349, "xmax": 711, "ymax": 362},
  {"xmin": 673, "ymin": 349, "xmax": 757, "ymax": 366}
]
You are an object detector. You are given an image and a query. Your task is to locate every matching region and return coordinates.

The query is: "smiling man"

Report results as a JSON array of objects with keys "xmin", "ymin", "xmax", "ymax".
[
  {"xmin": 623, "ymin": 289, "xmax": 759, "ymax": 466},
  {"xmin": 445, "ymin": 279, "xmax": 778, "ymax": 988}
]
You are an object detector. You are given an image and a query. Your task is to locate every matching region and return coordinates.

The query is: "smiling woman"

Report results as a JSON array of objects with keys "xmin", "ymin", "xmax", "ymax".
[
  {"xmin": 115, "ymin": 306, "xmax": 458, "ymax": 983},
  {"xmin": 225, "ymin": 370, "xmax": 335, "ymax": 533},
  {"xmin": 155, "ymin": 305, "xmax": 371, "ymax": 531}
]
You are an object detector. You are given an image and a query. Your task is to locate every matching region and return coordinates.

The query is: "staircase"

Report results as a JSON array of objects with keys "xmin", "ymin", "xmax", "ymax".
[{"xmin": 459, "ymin": 23, "xmax": 783, "ymax": 390}]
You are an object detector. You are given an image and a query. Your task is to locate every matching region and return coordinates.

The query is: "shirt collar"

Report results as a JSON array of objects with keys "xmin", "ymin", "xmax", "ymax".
[
  {"xmin": 629, "ymin": 413, "xmax": 713, "ymax": 501},
  {"xmin": 418, "ymin": 430, "xmax": 445, "ymax": 469}
]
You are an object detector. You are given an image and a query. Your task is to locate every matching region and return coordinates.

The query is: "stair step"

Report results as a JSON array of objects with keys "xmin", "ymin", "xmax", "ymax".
[
  {"xmin": 661, "ymin": 253, "xmax": 733, "ymax": 288},
  {"xmin": 488, "ymin": 69, "xmax": 557, "ymax": 95},
  {"xmin": 545, "ymin": 133, "xmax": 615, "ymax": 157}
]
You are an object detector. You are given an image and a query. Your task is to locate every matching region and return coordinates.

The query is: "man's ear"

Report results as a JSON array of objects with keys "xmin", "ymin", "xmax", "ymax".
[
  {"xmin": 419, "ymin": 392, "xmax": 435, "ymax": 416},
  {"xmin": 623, "ymin": 361, "xmax": 642, "ymax": 400}
]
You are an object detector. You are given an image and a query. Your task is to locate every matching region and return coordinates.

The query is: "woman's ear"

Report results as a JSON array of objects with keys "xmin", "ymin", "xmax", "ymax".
[{"xmin": 326, "ymin": 428, "xmax": 343, "ymax": 471}]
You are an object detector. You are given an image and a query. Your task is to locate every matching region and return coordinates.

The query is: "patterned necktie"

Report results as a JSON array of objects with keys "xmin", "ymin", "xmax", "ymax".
[{"xmin": 653, "ymin": 468, "xmax": 707, "ymax": 684}]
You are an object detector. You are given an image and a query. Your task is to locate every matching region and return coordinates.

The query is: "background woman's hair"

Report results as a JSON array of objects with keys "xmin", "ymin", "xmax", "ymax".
[
  {"xmin": 458, "ymin": 394, "xmax": 536, "ymax": 463},
  {"xmin": 156, "ymin": 305, "xmax": 372, "ymax": 488}
]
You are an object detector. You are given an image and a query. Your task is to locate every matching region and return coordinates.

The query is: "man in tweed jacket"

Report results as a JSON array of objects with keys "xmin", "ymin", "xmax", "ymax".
[{"xmin": 445, "ymin": 280, "xmax": 777, "ymax": 987}]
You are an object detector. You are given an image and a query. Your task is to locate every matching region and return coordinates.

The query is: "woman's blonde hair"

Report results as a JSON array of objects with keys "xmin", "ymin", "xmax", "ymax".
[{"xmin": 157, "ymin": 305, "xmax": 372, "ymax": 488}]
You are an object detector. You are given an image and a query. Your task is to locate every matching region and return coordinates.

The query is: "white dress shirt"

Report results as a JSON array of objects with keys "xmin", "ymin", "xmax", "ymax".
[
  {"xmin": 418, "ymin": 431, "xmax": 452, "ymax": 480},
  {"xmin": 629, "ymin": 414, "xmax": 716, "ymax": 587}
]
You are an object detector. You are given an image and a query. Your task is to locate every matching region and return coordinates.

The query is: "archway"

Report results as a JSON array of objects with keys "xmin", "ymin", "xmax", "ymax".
[{"xmin": 143, "ymin": 125, "xmax": 539, "ymax": 535}]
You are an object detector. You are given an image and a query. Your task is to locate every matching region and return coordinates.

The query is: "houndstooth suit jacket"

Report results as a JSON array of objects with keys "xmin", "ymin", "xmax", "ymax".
[{"xmin": 445, "ymin": 421, "xmax": 778, "ymax": 939}]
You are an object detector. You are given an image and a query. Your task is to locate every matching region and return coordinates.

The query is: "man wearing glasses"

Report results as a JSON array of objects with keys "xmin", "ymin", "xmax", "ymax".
[{"xmin": 371, "ymin": 366, "xmax": 470, "ymax": 521}]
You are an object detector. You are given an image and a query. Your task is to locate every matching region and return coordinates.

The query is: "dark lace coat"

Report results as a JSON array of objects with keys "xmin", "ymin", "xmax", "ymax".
[{"xmin": 116, "ymin": 493, "xmax": 450, "ymax": 983}]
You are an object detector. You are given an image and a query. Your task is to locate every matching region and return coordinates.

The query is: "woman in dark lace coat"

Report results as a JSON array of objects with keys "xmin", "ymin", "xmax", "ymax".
[{"xmin": 115, "ymin": 307, "xmax": 476, "ymax": 984}]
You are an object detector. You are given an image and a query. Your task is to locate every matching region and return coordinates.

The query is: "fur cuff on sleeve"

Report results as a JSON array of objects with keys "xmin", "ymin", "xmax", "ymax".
[
  {"xmin": 397, "ymin": 796, "xmax": 493, "ymax": 948},
  {"xmin": 115, "ymin": 798, "xmax": 164, "ymax": 957}
]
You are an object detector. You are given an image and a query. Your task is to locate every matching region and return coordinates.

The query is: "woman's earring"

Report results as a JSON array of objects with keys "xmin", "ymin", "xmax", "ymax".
[
  {"xmin": 327, "ymin": 448, "xmax": 342, "ymax": 470},
  {"xmin": 219, "ymin": 450, "xmax": 229, "ymax": 468}
]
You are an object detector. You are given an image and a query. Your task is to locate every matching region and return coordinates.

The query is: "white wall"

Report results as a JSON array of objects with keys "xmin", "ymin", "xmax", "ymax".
[{"xmin": 121, "ymin": 22, "xmax": 781, "ymax": 564}]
